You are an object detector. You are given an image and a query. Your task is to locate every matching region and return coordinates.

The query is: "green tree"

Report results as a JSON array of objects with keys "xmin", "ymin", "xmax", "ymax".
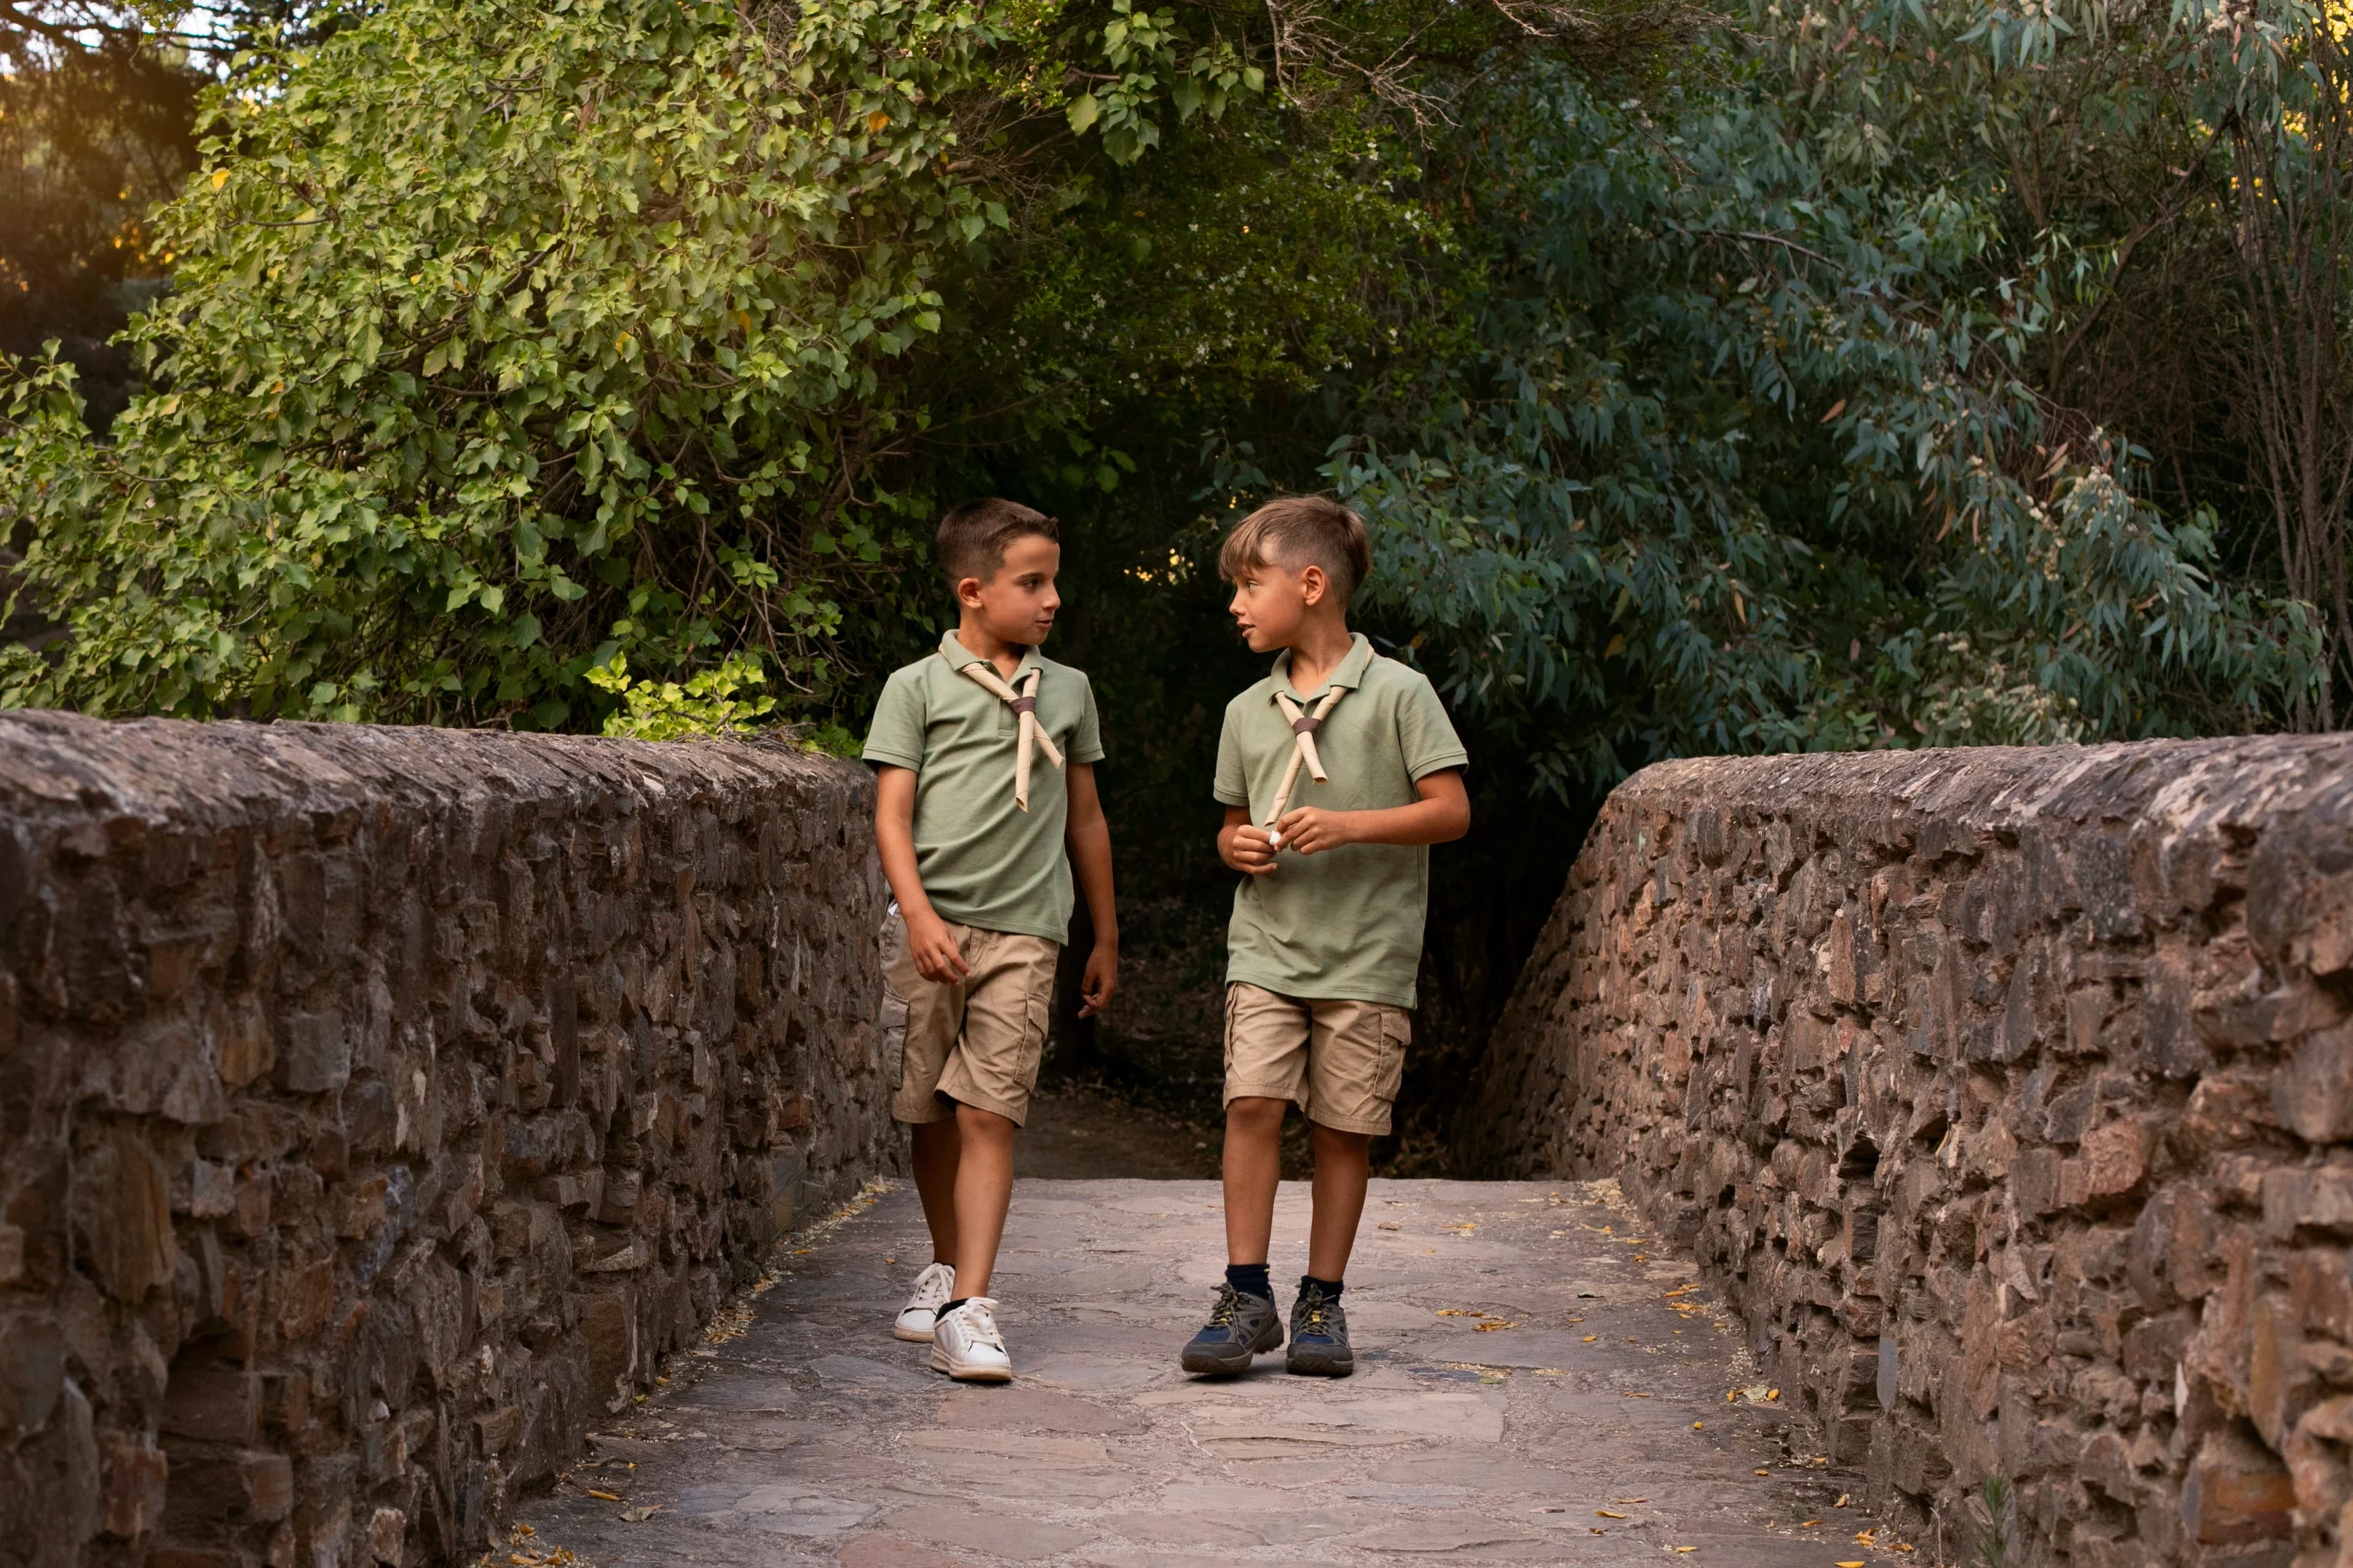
[{"xmin": 1310, "ymin": 59, "xmax": 2322, "ymax": 798}]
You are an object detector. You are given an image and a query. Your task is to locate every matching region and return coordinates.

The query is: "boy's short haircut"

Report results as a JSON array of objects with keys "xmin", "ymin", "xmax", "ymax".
[
  {"xmin": 938, "ymin": 498, "xmax": 1059, "ymax": 585},
  {"xmin": 1218, "ymin": 495, "xmax": 1373, "ymax": 603}
]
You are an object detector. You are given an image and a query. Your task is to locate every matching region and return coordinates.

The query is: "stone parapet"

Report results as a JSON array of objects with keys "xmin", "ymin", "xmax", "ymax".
[
  {"xmin": 0, "ymin": 714, "xmax": 894, "ymax": 1568},
  {"xmin": 1462, "ymin": 737, "xmax": 2353, "ymax": 1566}
]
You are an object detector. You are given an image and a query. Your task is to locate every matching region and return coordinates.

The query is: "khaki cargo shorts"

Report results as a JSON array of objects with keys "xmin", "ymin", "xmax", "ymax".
[
  {"xmin": 1222, "ymin": 982, "xmax": 1410, "ymax": 1137},
  {"xmin": 881, "ymin": 913, "xmax": 1060, "ymax": 1127}
]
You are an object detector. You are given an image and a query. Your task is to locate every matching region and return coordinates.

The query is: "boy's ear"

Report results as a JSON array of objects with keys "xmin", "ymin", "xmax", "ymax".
[
  {"xmin": 1296, "ymin": 562, "xmax": 1328, "ymax": 608},
  {"xmin": 954, "ymin": 574, "xmax": 986, "ymax": 608}
]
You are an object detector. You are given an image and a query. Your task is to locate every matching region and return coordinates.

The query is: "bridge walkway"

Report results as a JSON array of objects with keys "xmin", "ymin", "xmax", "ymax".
[{"xmin": 521, "ymin": 1179, "xmax": 1923, "ymax": 1568}]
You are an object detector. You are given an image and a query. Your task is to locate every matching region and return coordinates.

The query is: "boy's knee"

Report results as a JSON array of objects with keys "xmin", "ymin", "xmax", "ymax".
[
  {"xmin": 1227, "ymin": 1096, "xmax": 1288, "ymax": 1133},
  {"xmin": 954, "ymin": 1102, "xmax": 1018, "ymax": 1140},
  {"xmin": 1310, "ymin": 1121, "xmax": 1372, "ymax": 1154}
]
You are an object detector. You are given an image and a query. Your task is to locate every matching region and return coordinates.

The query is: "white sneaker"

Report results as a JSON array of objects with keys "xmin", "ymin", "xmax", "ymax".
[
  {"xmin": 931, "ymin": 1297, "xmax": 1013, "ymax": 1382},
  {"xmin": 894, "ymin": 1261, "xmax": 956, "ymax": 1343}
]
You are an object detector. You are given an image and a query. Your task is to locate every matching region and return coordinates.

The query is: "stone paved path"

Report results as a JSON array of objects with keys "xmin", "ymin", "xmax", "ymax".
[{"xmin": 522, "ymin": 1180, "xmax": 1931, "ymax": 1568}]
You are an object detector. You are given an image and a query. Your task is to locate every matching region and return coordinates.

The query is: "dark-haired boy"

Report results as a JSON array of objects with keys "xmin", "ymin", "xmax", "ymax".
[
  {"xmin": 1180, "ymin": 495, "xmax": 1470, "ymax": 1378},
  {"xmin": 863, "ymin": 498, "xmax": 1120, "ymax": 1381}
]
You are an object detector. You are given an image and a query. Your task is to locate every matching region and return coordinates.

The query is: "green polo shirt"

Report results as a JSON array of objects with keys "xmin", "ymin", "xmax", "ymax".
[
  {"xmin": 863, "ymin": 629, "xmax": 1106, "ymax": 944},
  {"xmin": 1213, "ymin": 633, "xmax": 1468, "ymax": 1007}
]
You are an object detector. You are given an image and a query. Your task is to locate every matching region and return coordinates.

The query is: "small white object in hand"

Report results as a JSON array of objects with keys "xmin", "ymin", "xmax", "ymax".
[{"xmin": 1267, "ymin": 830, "xmax": 1284, "ymax": 848}]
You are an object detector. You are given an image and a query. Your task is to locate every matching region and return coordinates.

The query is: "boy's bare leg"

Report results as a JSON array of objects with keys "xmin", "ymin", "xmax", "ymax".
[
  {"xmin": 910, "ymin": 1118, "xmax": 961, "ymax": 1265},
  {"xmin": 1306, "ymin": 1122, "xmax": 1372, "ymax": 1281},
  {"xmin": 1222, "ymin": 1096, "xmax": 1287, "ymax": 1264},
  {"xmin": 948, "ymin": 1103, "xmax": 1017, "ymax": 1298}
]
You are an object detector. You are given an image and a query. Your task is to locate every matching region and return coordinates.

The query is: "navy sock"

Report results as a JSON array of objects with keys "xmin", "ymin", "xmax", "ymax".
[
  {"xmin": 1225, "ymin": 1264, "xmax": 1273, "ymax": 1302},
  {"xmin": 1298, "ymin": 1275, "xmax": 1344, "ymax": 1301},
  {"xmin": 940, "ymin": 1298, "xmax": 970, "ymax": 1314}
]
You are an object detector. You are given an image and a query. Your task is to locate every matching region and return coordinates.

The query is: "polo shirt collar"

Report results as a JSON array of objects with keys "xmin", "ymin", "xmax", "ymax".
[
  {"xmin": 1272, "ymin": 632, "xmax": 1374, "ymax": 704},
  {"xmin": 938, "ymin": 628, "xmax": 1045, "ymax": 683}
]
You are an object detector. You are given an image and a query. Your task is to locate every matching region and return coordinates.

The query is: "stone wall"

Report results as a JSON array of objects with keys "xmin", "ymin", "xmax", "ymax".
[
  {"xmin": 0, "ymin": 713, "xmax": 895, "ymax": 1568},
  {"xmin": 1461, "ymin": 737, "xmax": 2353, "ymax": 1567}
]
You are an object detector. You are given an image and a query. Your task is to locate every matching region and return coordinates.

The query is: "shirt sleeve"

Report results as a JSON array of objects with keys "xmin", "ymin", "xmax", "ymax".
[
  {"xmin": 1212, "ymin": 701, "xmax": 1249, "ymax": 808},
  {"xmin": 1069, "ymin": 672, "xmax": 1106, "ymax": 765},
  {"xmin": 1396, "ymin": 671, "xmax": 1470, "ymax": 780},
  {"xmin": 862, "ymin": 667, "xmax": 926, "ymax": 770}
]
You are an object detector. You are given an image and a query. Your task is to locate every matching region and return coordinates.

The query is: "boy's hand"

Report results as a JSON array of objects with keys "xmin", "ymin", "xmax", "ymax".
[
  {"xmin": 904, "ymin": 908, "xmax": 970, "ymax": 984},
  {"xmin": 1225, "ymin": 823, "xmax": 1279, "ymax": 876},
  {"xmin": 1272, "ymin": 807, "xmax": 1355, "ymax": 857},
  {"xmin": 1077, "ymin": 942, "xmax": 1120, "ymax": 1017}
]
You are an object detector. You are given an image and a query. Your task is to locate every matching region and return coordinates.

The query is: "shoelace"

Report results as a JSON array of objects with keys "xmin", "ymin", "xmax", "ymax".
[
  {"xmin": 1206, "ymin": 1286, "xmax": 1244, "ymax": 1328},
  {"xmin": 1299, "ymin": 1298, "xmax": 1333, "ymax": 1335},
  {"xmin": 965, "ymin": 1308, "xmax": 1005, "ymax": 1349}
]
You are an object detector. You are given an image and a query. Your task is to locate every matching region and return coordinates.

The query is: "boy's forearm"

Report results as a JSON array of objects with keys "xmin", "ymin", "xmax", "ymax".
[
  {"xmin": 1336, "ymin": 797, "xmax": 1471, "ymax": 847},
  {"xmin": 1069, "ymin": 817, "xmax": 1119, "ymax": 948},
  {"xmin": 872, "ymin": 778, "xmax": 940, "ymax": 920},
  {"xmin": 876, "ymin": 828, "xmax": 937, "ymax": 917}
]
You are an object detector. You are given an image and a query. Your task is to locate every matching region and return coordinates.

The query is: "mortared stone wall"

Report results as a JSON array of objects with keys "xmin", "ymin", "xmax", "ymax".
[
  {"xmin": 1462, "ymin": 736, "xmax": 2353, "ymax": 1567},
  {"xmin": 0, "ymin": 714, "xmax": 895, "ymax": 1568}
]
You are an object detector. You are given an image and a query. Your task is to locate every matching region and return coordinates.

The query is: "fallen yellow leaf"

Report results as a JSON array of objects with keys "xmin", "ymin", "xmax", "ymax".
[
  {"xmin": 1836, "ymin": 1494, "xmax": 1851, "ymax": 1507},
  {"xmin": 1597, "ymin": 1509, "xmax": 1627, "ymax": 1518},
  {"xmin": 1800, "ymin": 1519, "xmax": 1821, "ymax": 1528},
  {"xmin": 585, "ymin": 1489, "xmax": 621, "ymax": 1501},
  {"xmin": 1676, "ymin": 1549, "xmax": 1698, "ymax": 1555},
  {"xmin": 1692, "ymin": 1421, "xmax": 1704, "ymax": 1429},
  {"xmin": 1583, "ymin": 1335, "xmax": 1598, "ymax": 1343},
  {"xmin": 1838, "ymin": 1562, "xmax": 1866, "ymax": 1567}
]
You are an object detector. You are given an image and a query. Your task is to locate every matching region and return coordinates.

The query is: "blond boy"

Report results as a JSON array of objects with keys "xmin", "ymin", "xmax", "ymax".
[{"xmin": 1180, "ymin": 495, "xmax": 1469, "ymax": 1378}]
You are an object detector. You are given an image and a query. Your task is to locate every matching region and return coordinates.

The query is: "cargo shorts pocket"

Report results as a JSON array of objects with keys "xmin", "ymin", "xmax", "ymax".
[
  {"xmin": 881, "ymin": 987, "xmax": 910, "ymax": 1086},
  {"xmin": 879, "ymin": 912, "xmax": 912, "ymax": 1089},
  {"xmin": 1017, "ymin": 982, "xmax": 1052, "ymax": 1095},
  {"xmin": 1373, "ymin": 1007, "xmax": 1410, "ymax": 1103}
]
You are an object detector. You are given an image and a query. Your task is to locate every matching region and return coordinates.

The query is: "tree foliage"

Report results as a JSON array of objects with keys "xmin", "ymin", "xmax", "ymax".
[
  {"xmin": 0, "ymin": 0, "xmax": 2336, "ymax": 760},
  {"xmin": 8, "ymin": 0, "xmax": 2347, "ymax": 1148},
  {"xmin": 1316, "ymin": 55, "xmax": 2323, "ymax": 797}
]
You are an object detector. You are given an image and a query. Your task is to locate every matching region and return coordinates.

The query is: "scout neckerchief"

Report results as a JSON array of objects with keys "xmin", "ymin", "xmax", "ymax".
[
  {"xmin": 1264, "ymin": 685, "xmax": 1348, "ymax": 847},
  {"xmin": 945, "ymin": 645, "xmax": 1064, "ymax": 812}
]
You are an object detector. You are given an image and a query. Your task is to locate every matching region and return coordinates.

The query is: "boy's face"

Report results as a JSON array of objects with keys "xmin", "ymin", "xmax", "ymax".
[
  {"xmin": 957, "ymin": 534, "xmax": 1062, "ymax": 647},
  {"xmin": 1227, "ymin": 554, "xmax": 1329, "ymax": 653}
]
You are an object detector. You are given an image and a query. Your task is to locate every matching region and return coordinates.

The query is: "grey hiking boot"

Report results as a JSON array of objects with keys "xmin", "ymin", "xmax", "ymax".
[
  {"xmin": 1180, "ymin": 1284, "xmax": 1283, "ymax": 1376},
  {"xmin": 1286, "ymin": 1281, "xmax": 1353, "ymax": 1377}
]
